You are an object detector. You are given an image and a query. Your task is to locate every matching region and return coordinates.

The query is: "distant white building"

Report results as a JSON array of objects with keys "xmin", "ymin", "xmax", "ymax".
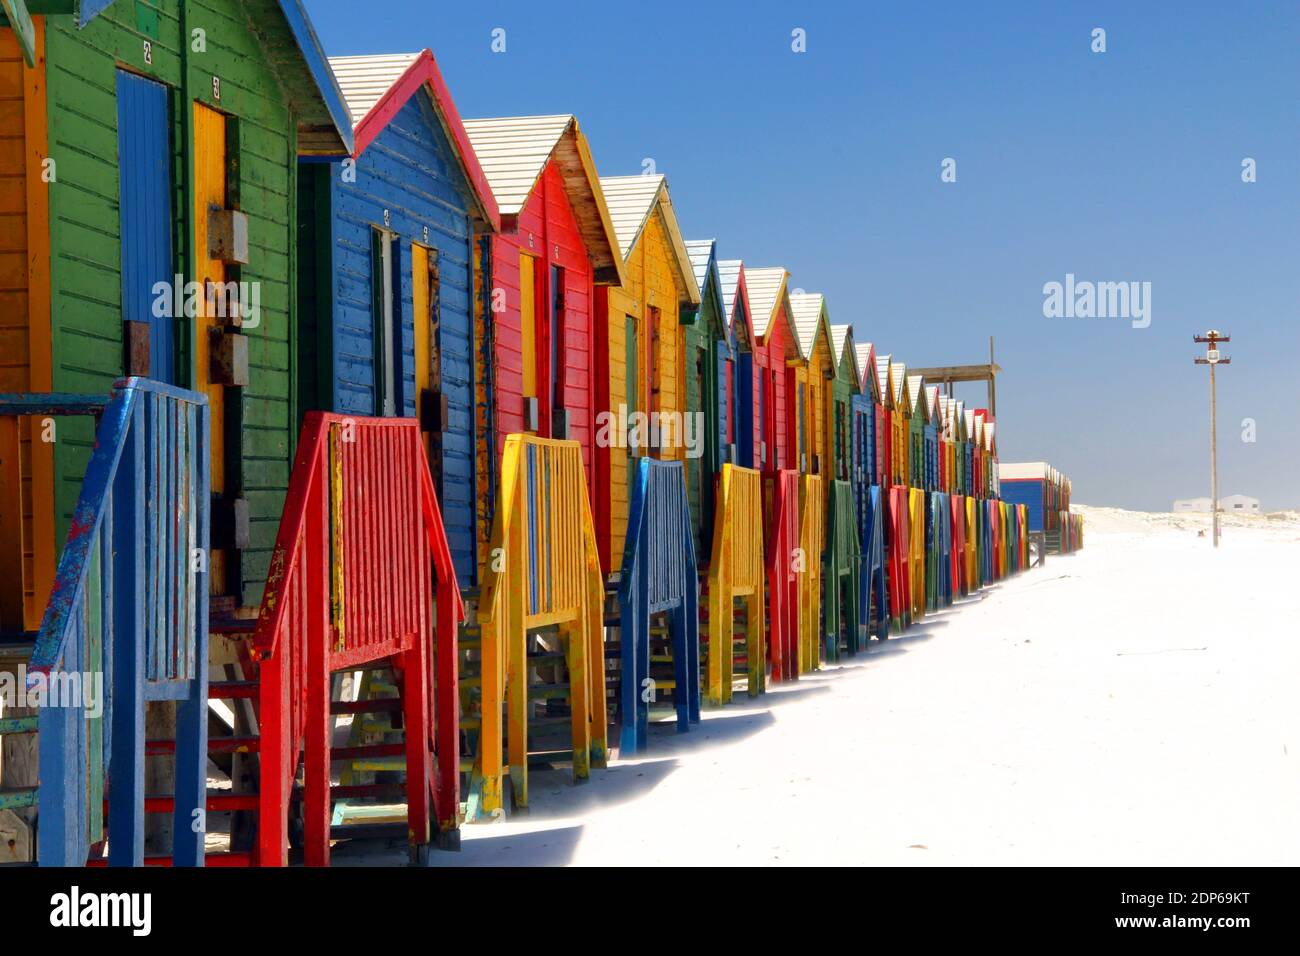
[
  {"xmin": 1221, "ymin": 494, "xmax": 1260, "ymax": 514},
  {"xmin": 1172, "ymin": 495, "xmax": 1260, "ymax": 514}
]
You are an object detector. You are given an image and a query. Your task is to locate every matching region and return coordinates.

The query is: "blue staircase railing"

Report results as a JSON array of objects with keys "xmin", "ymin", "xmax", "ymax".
[
  {"xmin": 616, "ymin": 458, "xmax": 699, "ymax": 753},
  {"xmin": 859, "ymin": 484, "xmax": 889, "ymax": 641},
  {"xmin": 0, "ymin": 378, "xmax": 209, "ymax": 866}
]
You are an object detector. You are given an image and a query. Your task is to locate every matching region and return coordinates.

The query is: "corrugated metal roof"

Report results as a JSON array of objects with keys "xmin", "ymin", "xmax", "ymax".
[
  {"xmin": 855, "ymin": 343, "xmax": 878, "ymax": 398},
  {"xmin": 788, "ymin": 292, "xmax": 827, "ymax": 358},
  {"xmin": 891, "ymin": 363, "xmax": 907, "ymax": 406},
  {"xmin": 746, "ymin": 267, "xmax": 789, "ymax": 342},
  {"xmin": 461, "ymin": 114, "xmax": 574, "ymax": 215},
  {"xmin": 599, "ymin": 174, "xmax": 666, "ymax": 258},
  {"xmin": 328, "ymin": 53, "xmax": 421, "ymax": 129},
  {"xmin": 684, "ymin": 239, "xmax": 715, "ymax": 294},
  {"xmin": 599, "ymin": 174, "xmax": 700, "ymax": 304},
  {"xmin": 463, "ymin": 113, "xmax": 622, "ymax": 284},
  {"xmin": 925, "ymin": 385, "xmax": 939, "ymax": 419},
  {"xmin": 718, "ymin": 259, "xmax": 743, "ymax": 321},
  {"xmin": 830, "ymin": 324, "xmax": 856, "ymax": 385},
  {"xmin": 907, "ymin": 374, "xmax": 924, "ymax": 412},
  {"xmin": 876, "ymin": 354, "xmax": 892, "ymax": 399}
]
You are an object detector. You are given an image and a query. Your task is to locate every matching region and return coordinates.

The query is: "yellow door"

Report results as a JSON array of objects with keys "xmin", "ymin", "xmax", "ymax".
[
  {"xmin": 193, "ymin": 102, "xmax": 226, "ymax": 593},
  {"xmin": 519, "ymin": 251, "xmax": 537, "ymax": 417},
  {"xmin": 413, "ymin": 243, "xmax": 440, "ymax": 461}
]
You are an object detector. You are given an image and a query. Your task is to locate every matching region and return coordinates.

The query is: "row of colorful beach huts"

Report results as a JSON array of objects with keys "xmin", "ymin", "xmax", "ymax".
[{"xmin": 0, "ymin": 2, "xmax": 1078, "ymax": 866}]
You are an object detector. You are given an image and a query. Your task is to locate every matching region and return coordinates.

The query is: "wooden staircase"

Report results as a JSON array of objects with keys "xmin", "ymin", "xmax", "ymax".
[{"xmin": 465, "ymin": 434, "xmax": 605, "ymax": 819}]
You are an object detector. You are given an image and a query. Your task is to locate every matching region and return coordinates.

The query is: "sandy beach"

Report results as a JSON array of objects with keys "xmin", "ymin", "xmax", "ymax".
[{"xmin": 326, "ymin": 507, "xmax": 1300, "ymax": 866}]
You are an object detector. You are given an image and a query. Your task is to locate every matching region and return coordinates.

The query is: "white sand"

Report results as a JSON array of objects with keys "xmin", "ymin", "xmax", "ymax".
[{"xmin": 352, "ymin": 506, "xmax": 1300, "ymax": 866}]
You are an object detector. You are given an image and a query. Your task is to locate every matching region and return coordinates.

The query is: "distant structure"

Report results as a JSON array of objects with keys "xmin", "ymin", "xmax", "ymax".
[
  {"xmin": 1222, "ymin": 495, "xmax": 1261, "ymax": 514},
  {"xmin": 1173, "ymin": 495, "xmax": 1259, "ymax": 514}
]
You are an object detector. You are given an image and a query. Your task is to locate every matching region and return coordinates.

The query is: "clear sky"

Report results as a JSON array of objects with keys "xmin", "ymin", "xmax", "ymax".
[{"xmin": 306, "ymin": 0, "xmax": 1300, "ymax": 511}]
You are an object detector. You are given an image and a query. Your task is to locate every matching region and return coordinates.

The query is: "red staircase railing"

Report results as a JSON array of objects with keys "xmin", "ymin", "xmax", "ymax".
[
  {"xmin": 249, "ymin": 414, "xmax": 462, "ymax": 865},
  {"xmin": 766, "ymin": 470, "xmax": 799, "ymax": 680}
]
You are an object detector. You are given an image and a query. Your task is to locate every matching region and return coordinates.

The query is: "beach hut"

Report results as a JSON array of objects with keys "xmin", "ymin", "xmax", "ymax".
[
  {"xmin": 950, "ymin": 398, "xmax": 968, "ymax": 496},
  {"xmin": 853, "ymin": 343, "xmax": 880, "ymax": 489},
  {"xmin": 682, "ymin": 239, "xmax": 729, "ymax": 557},
  {"xmin": 830, "ymin": 325, "xmax": 857, "ymax": 484},
  {"xmin": 891, "ymin": 362, "xmax": 910, "ymax": 487},
  {"xmin": 742, "ymin": 268, "xmax": 802, "ymax": 679},
  {"xmin": 906, "ymin": 374, "xmax": 926, "ymax": 490},
  {"xmin": 593, "ymin": 174, "xmax": 701, "ymax": 574},
  {"xmin": 316, "ymin": 51, "xmax": 499, "ymax": 585},
  {"xmin": 998, "ymin": 462, "xmax": 1056, "ymax": 532},
  {"xmin": 875, "ymin": 354, "xmax": 895, "ymax": 488},
  {"xmin": 853, "ymin": 342, "xmax": 888, "ymax": 640},
  {"xmin": 965, "ymin": 409, "xmax": 981, "ymax": 499},
  {"xmin": 460, "ymin": 113, "xmax": 625, "ymax": 561},
  {"xmin": 821, "ymin": 321, "xmax": 861, "ymax": 657},
  {"xmin": 745, "ymin": 268, "xmax": 801, "ymax": 474},
  {"xmin": 979, "ymin": 416, "xmax": 998, "ymax": 499},
  {"xmin": 788, "ymin": 293, "xmax": 834, "ymax": 478},
  {"xmin": 0, "ymin": 0, "xmax": 352, "ymax": 627},
  {"xmin": 717, "ymin": 260, "xmax": 756, "ymax": 469},
  {"xmin": 924, "ymin": 385, "xmax": 940, "ymax": 493}
]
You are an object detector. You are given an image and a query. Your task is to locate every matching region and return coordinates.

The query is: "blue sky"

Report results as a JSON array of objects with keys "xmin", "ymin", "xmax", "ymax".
[{"xmin": 307, "ymin": 0, "xmax": 1300, "ymax": 510}]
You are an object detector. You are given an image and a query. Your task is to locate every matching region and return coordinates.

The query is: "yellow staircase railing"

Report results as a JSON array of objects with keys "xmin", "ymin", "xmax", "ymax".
[
  {"xmin": 705, "ymin": 464, "xmax": 765, "ymax": 704},
  {"xmin": 472, "ymin": 435, "xmax": 605, "ymax": 817},
  {"xmin": 798, "ymin": 475, "xmax": 824, "ymax": 674}
]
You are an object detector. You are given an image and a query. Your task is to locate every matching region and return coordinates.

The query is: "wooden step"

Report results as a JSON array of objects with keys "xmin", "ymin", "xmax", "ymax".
[
  {"xmin": 136, "ymin": 792, "xmax": 260, "ymax": 814},
  {"xmin": 209, "ymin": 680, "xmax": 258, "ymax": 700},
  {"xmin": 0, "ymin": 715, "xmax": 39, "ymax": 735},
  {"xmin": 146, "ymin": 735, "xmax": 259, "ymax": 756},
  {"xmin": 330, "ymin": 697, "xmax": 402, "ymax": 716}
]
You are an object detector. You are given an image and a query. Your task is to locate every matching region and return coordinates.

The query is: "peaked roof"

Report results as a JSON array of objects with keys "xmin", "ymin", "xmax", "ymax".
[
  {"xmin": 717, "ymin": 260, "xmax": 755, "ymax": 350},
  {"xmin": 462, "ymin": 114, "xmax": 624, "ymax": 284},
  {"xmin": 684, "ymin": 239, "xmax": 728, "ymax": 332},
  {"xmin": 745, "ymin": 267, "xmax": 801, "ymax": 356},
  {"xmin": 329, "ymin": 51, "xmax": 499, "ymax": 231},
  {"xmin": 876, "ymin": 354, "xmax": 893, "ymax": 407},
  {"xmin": 788, "ymin": 292, "xmax": 833, "ymax": 363},
  {"xmin": 684, "ymin": 239, "xmax": 715, "ymax": 294},
  {"xmin": 830, "ymin": 324, "xmax": 858, "ymax": 387},
  {"xmin": 856, "ymin": 342, "xmax": 880, "ymax": 401},
  {"xmin": 906, "ymin": 374, "xmax": 925, "ymax": 415},
  {"xmin": 925, "ymin": 385, "xmax": 940, "ymax": 422},
  {"xmin": 83, "ymin": 0, "xmax": 353, "ymax": 155},
  {"xmin": 599, "ymin": 174, "xmax": 700, "ymax": 305},
  {"xmin": 891, "ymin": 362, "xmax": 909, "ymax": 410}
]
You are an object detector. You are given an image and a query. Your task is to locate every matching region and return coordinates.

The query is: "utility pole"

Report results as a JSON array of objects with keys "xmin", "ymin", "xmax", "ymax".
[{"xmin": 1193, "ymin": 331, "xmax": 1231, "ymax": 547}]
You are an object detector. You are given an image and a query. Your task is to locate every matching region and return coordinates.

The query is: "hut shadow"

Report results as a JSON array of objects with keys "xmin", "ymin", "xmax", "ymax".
[{"xmin": 430, "ymin": 823, "xmax": 588, "ymax": 867}]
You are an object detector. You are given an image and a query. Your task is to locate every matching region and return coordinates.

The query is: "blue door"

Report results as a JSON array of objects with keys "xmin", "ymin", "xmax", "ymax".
[{"xmin": 116, "ymin": 70, "xmax": 175, "ymax": 383}]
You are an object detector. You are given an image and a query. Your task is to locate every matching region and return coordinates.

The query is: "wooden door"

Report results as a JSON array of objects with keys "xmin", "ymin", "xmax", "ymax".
[{"xmin": 117, "ymin": 70, "xmax": 175, "ymax": 382}]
